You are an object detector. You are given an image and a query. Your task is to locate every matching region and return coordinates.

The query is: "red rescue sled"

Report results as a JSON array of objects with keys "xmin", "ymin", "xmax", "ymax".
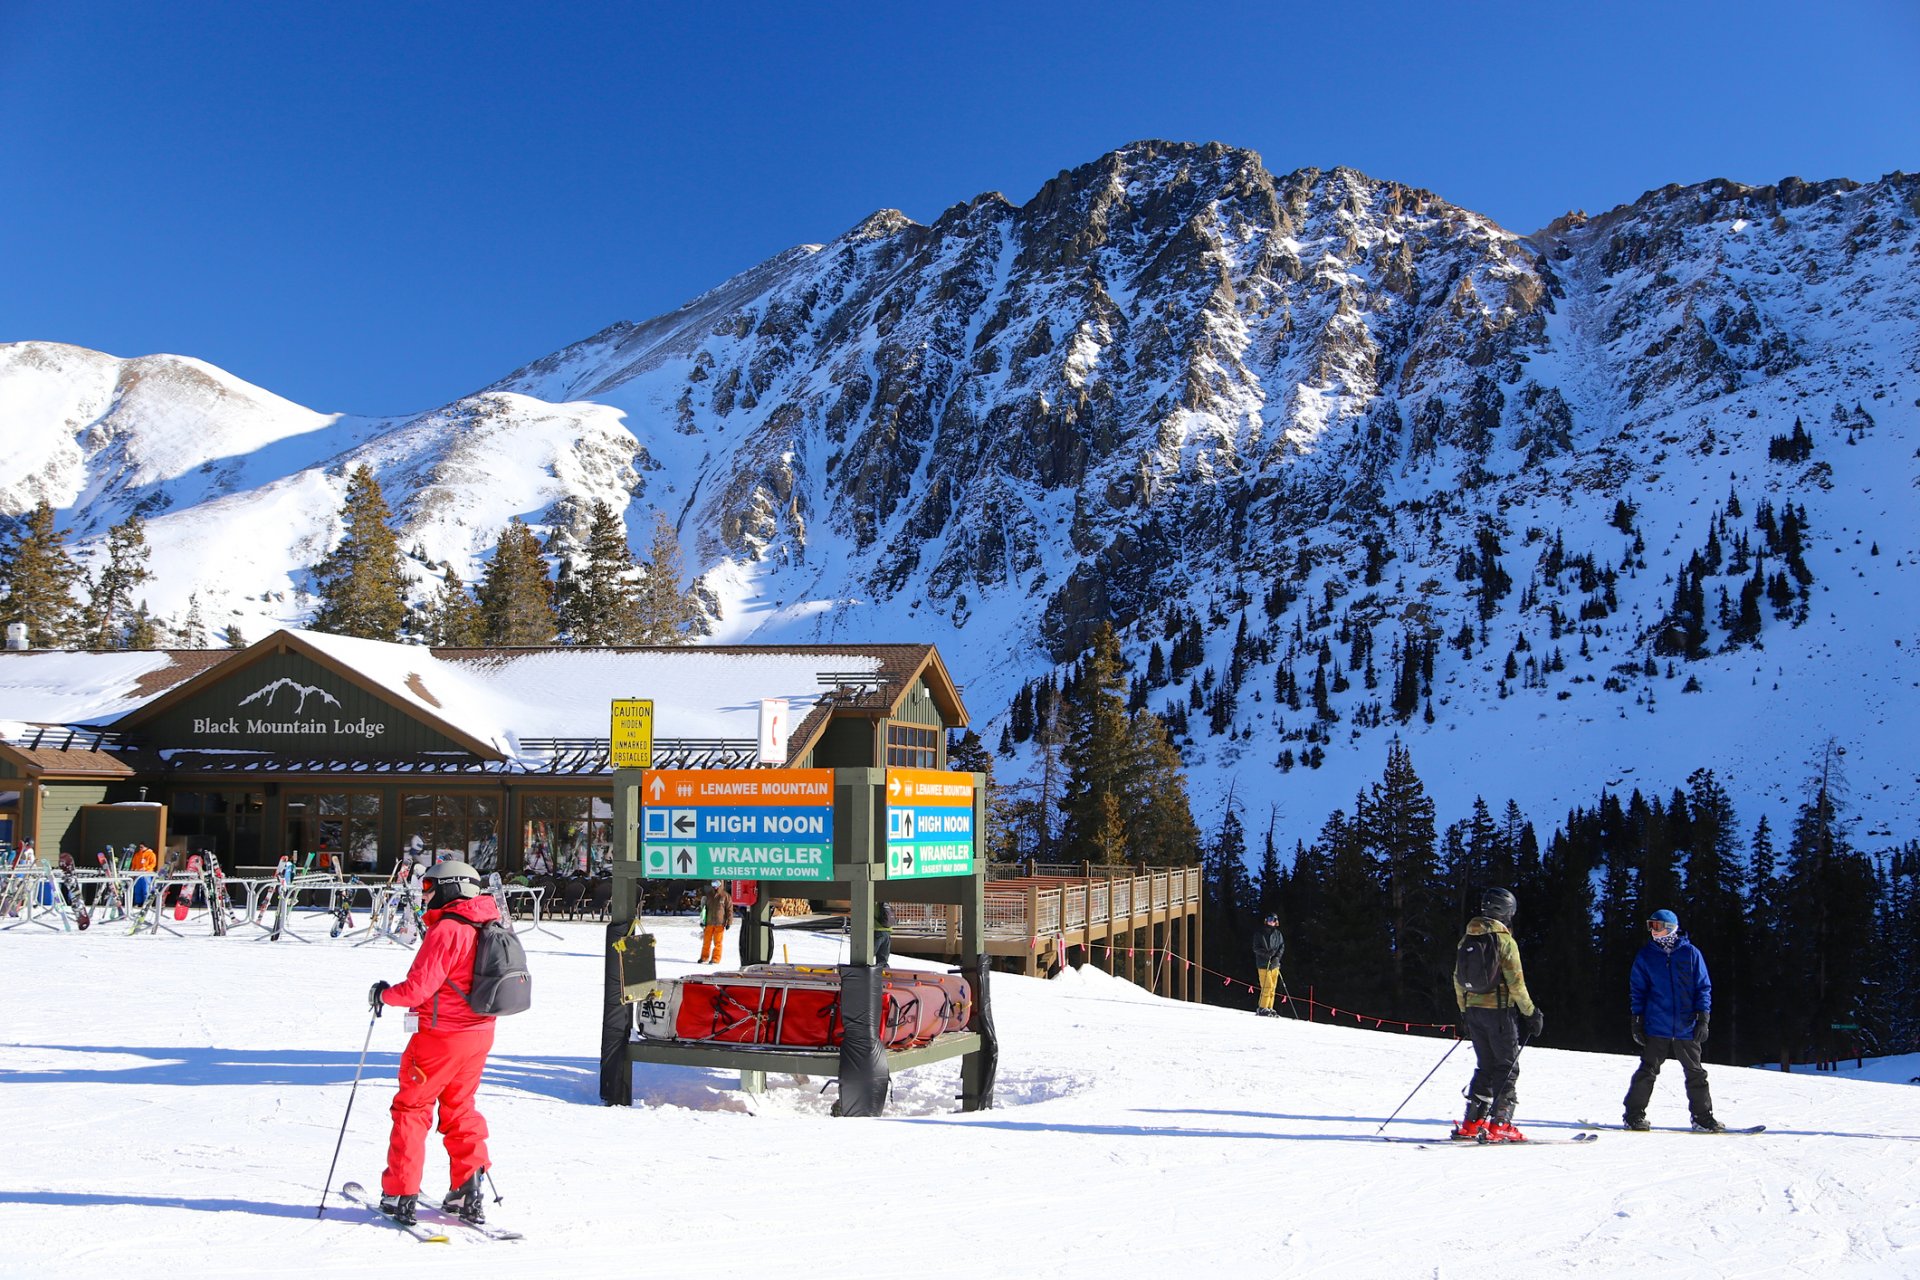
[{"xmin": 636, "ymin": 964, "xmax": 972, "ymax": 1049}]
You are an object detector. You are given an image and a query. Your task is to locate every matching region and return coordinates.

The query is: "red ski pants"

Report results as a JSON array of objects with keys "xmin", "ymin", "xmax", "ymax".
[{"xmin": 381, "ymin": 1024, "xmax": 493, "ymax": 1197}]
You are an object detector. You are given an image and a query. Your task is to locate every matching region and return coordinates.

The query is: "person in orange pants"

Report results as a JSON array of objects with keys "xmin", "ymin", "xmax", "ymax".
[
  {"xmin": 368, "ymin": 859, "xmax": 500, "ymax": 1226},
  {"xmin": 698, "ymin": 880, "xmax": 731, "ymax": 963}
]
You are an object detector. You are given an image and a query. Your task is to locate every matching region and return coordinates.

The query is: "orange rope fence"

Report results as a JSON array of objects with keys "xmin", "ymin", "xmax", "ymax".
[{"xmin": 1082, "ymin": 940, "xmax": 1460, "ymax": 1037}]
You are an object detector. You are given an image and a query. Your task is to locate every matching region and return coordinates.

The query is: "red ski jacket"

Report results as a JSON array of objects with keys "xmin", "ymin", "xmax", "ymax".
[{"xmin": 379, "ymin": 893, "xmax": 503, "ymax": 1032}]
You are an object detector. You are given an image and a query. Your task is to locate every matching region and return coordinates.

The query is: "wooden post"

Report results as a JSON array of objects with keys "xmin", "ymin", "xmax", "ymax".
[
  {"xmin": 600, "ymin": 771, "xmax": 641, "ymax": 1106},
  {"xmin": 1192, "ymin": 866, "xmax": 1204, "ymax": 1005},
  {"xmin": 1025, "ymin": 881, "xmax": 1041, "ymax": 976}
]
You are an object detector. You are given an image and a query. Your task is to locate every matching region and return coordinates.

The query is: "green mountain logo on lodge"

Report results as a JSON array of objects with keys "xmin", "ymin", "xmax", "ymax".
[{"xmin": 191, "ymin": 676, "xmax": 388, "ymax": 739}]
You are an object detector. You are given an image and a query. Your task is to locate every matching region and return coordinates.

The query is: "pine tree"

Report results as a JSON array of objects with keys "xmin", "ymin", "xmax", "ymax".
[
  {"xmin": 1744, "ymin": 814, "xmax": 1783, "ymax": 1063},
  {"xmin": 1301, "ymin": 806, "xmax": 1392, "ymax": 1016},
  {"xmin": 83, "ymin": 512, "xmax": 153, "ymax": 649},
  {"xmin": 179, "ymin": 593, "xmax": 209, "ymax": 649},
  {"xmin": 122, "ymin": 600, "xmax": 162, "ymax": 650},
  {"xmin": 560, "ymin": 501, "xmax": 643, "ymax": 644},
  {"xmin": 1361, "ymin": 740, "xmax": 1443, "ymax": 1015},
  {"xmin": 632, "ymin": 511, "xmax": 701, "ymax": 643},
  {"xmin": 1777, "ymin": 743, "xmax": 1878, "ymax": 1066},
  {"xmin": 221, "ymin": 622, "xmax": 248, "ymax": 649},
  {"xmin": 424, "ymin": 566, "xmax": 484, "ymax": 647},
  {"xmin": 1201, "ymin": 803, "xmax": 1253, "ymax": 1000},
  {"xmin": 946, "ymin": 728, "xmax": 993, "ymax": 782},
  {"xmin": 309, "ymin": 465, "xmax": 410, "ymax": 641},
  {"xmin": 1059, "ymin": 621, "xmax": 1197, "ymax": 866},
  {"xmin": 477, "ymin": 519, "xmax": 556, "ymax": 646},
  {"xmin": 1681, "ymin": 769, "xmax": 1746, "ymax": 1061},
  {"xmin": 0, "ymin": 500, "xmax": 84, "ymax": 647}
]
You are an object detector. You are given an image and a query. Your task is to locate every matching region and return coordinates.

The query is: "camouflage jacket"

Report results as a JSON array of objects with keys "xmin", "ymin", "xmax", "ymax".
[{"xmin": 1454, "ymin": 917, "xmax": 1536, "ymax": 1016}]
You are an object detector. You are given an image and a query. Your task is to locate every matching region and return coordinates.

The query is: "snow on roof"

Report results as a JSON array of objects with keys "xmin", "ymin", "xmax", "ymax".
[
  {"xmin": 0, "ymin": 633, "xmax": 895, "ymax": 768},
  {"xmin": 291, "ymin": 631, "xmax": 879, "ymax": 758},
  {"xmin": 437, "ymin": 646, "xmax": 880, "ymax": 752},
  {"xmin": 288, "ymin": 629, "xmax": 521, "ymax": 754},
  {"xmin": 0, "ymin": 649, "xmax": 205, "ymax": 738}
]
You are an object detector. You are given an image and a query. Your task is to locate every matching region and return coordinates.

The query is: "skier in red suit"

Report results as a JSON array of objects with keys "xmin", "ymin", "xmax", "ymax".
[{"xmin": 367, "ymin": 859, "xmax": 499, "ymax": 1225}]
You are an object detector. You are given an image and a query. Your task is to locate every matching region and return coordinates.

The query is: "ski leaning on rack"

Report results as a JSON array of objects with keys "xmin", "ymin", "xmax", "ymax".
[
  {"xmin": 1581, "ymin": 1119, "xmax": 1765, "ymax": 1135},
  {"xmin": 203, "ymin": 851, "xmax": 233, "ymax": 936},
  {"xmin": 336, "ymin": 1182, "xmax": 449, "ymax": 1243},
  {"xmin": 1382, "ymin": 1131, "xmax": 1600, "ymax": 1147}
]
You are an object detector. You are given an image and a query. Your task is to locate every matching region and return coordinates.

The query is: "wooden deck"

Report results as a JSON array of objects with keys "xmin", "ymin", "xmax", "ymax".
[{"xmin": 888, "ymin": 863, "xmax": 1203, "ymax": 1001}]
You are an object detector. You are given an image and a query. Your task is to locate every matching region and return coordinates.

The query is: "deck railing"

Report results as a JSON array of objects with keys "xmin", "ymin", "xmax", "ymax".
[{"xmin": 892, "ymin": 866, "xmax": 1202, "ymax": 943}]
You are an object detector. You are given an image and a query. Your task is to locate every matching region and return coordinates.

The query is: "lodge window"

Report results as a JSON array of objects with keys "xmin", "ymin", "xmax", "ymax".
[
  {"xmin": 169, "ymin": 790, "xmax": 267, "ymax": 867},
  {"xmin": 886, "ymin": 723, "xmax": 939, "ymax": 769},
  {"xmin": 401, "ymin": 793, "xmax": 500, "ymax": 874},
  {"xmin": 286, "ymin": 791, "xmax": 380, "ymax": 870},
  {"xmin": 521, "ymin": 793, "xmax": 613, "ymax": 876}
]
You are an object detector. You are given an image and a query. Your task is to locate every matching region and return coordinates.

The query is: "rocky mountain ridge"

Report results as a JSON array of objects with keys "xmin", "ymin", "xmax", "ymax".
[{"xmin": 3, "ymin": 140, "xmax": 1917, "ymax": 842}]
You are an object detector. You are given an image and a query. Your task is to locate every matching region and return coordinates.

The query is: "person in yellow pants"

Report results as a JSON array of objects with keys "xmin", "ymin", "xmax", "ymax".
[
  {"xmin": 698, "ymin": 881, "xmax": 731, "ymax": 964},
  {"xmin": 1252, "ymin": 911, "xmax": 1286, "ymax": 1015}
]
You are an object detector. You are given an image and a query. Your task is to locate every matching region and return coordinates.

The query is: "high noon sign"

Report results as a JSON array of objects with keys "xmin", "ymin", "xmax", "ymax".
[{"xmin": 639, "ymin": 768, "xmax": 834, "ymax": 881}]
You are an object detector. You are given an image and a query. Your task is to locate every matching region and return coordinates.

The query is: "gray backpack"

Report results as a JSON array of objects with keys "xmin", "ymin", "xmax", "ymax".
[{"xmin": 447, "ymin": 916, "xmax": 532, "ymax": 1016}]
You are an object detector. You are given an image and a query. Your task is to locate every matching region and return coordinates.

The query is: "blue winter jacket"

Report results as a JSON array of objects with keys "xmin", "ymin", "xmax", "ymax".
[{"xmin": 1629, "ymin": 933, "xmax": 1711, "ymax": 1040}]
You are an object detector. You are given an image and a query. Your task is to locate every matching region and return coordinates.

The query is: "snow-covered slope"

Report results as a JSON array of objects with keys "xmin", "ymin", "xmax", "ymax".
[
  {"xmin": 4, "ymin": 142, "xmax": 1918, "ymax": 844},
  {"xmin": 1, "ymin": 922, "xmax": 1915, "ymax": 1277}
]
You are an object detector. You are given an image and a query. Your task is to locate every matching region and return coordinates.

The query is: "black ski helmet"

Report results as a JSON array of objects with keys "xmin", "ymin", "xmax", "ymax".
[{"xmin": 1479, "ymin": 887, "xmax": 1517, "ymax": 924}]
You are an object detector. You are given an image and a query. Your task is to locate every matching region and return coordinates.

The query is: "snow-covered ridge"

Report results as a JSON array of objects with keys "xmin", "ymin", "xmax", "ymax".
[{"xmin": 3, "ymin": 142, "xmax": 1918, "ymax": 844}]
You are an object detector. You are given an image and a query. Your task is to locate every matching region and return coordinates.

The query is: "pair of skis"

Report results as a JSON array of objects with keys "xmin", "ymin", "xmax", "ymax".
[
  {"xmin": 1383, "ymin": 1121, "xmax": 1764, "ymax": 1147},
  {"xmin": 1381, "ymin": 1130, "xmax": 1601, "ymax": 1147},
  {"xmin": 336, "ymin": 1181, "xmax": 521, "ymax": 1242}
]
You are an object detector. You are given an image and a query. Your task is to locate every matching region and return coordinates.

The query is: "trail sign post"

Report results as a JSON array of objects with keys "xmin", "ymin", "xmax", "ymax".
[
  {"xmin": 610, "ymin": 699, "xmax": 654, "ymax": 769},
  {"xmin": 640, "ymin": 768, "xmax": 835, "ymax": 881},
  {"xmin": 884, "ymin": 767, "xmax": 975, "ymax": 879}
]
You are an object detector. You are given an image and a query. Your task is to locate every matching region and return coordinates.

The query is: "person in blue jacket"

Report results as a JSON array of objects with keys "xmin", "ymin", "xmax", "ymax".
[{"xmin": 1622, "ymin": 908, "xmax": 1724, "ymax": 1132}]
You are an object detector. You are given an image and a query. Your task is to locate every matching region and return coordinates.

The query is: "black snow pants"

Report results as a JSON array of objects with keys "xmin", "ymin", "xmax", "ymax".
[
  {"xmin": 1463, "ymin": 1004, "xmax": 1522, "ymax": 1122},
  {"xmin": 1623, "ymin": 1036, "xmax": 1714, "ymax": 1122}
]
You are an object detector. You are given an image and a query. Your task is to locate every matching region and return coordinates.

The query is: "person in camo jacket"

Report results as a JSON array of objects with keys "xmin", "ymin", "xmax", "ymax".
[{"xmin": 1452, "ymin": 887, "xmax": 1544, "ymax": 1143}]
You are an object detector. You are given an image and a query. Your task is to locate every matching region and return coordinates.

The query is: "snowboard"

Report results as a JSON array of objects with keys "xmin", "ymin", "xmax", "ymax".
[
  {"xmin": 176, "ymin": 855, "xmax": 202, "ymax": 922},
  {"xmin": 1582, "ymin": 1119, "xmax": 1764, "ymax": 1135}
]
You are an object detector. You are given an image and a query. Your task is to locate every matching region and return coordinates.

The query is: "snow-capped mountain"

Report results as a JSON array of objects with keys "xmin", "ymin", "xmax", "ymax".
[{"xmin": 4, "ymin": 140, "xmax": 1917, "ymax": 843}]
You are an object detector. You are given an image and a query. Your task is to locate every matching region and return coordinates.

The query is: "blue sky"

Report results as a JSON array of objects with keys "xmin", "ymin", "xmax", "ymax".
[{"xmin": 3, "ymin": 0, "xmax": 1914, "ymax": 416}]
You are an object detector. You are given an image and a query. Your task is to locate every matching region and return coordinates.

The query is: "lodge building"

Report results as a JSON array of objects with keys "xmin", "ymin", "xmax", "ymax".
[{"xmin": 0, "ymin": 629, "xmax": 966, "ymax": 874}]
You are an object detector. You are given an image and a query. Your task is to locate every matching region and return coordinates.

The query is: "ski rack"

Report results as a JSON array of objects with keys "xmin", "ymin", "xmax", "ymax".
[
  {"xmin": 352, "ymin": 882, "xmax": 419, "ymax": 948},
  {"xmin": 129, "ymin": 873, "xmax": 199, "ymax": 938},
  {"xmin": 0, "ymin": 864, "xmax": 80, "ymax": 932},
  {"xmin": 252, "ymin": 872, "xmax": 338, "ymax": 944}
]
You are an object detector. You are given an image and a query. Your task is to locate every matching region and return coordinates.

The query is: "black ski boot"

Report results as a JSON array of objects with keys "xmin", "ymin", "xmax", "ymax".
[
  {"xmin": 1623, "ymin": 1114, "xmax": 1651, "ymax": 1131},
  {"xmin": 444, "ymin": 1169, "xmax": 486, "ymax": 1224},
  {"xmin": 379, "ymin": 1193, "xmax": 418, "ymax": 1226}
]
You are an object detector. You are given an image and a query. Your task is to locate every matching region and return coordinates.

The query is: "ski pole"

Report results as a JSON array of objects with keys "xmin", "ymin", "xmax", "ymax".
[
  {"xmin": 1374, "ymin": 1038, "xmax": 1463, "ymax": 1134},
  {"xmin": 1276, "ymin": 969, "xmax": 1297, "ymax": 1019},
  {"xmin": 316, "ymin": 1007, "xmax": 380, "ymax": 1218},
  {"xmin": 484, "ymin": 1168, "xmax": 504, "ymax": 1205}
]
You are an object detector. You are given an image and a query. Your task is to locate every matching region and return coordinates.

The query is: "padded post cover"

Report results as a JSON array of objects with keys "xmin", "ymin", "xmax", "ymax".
[{"xmin": 835, "ymin": 963, "xmax": 890, "ymax": 1117}]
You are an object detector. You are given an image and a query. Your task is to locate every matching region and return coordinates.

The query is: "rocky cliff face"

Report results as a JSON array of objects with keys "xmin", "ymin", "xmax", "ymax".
[{"xmin": 4, "ymin": 141, "xmax": 1918, "ymax": 837}]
